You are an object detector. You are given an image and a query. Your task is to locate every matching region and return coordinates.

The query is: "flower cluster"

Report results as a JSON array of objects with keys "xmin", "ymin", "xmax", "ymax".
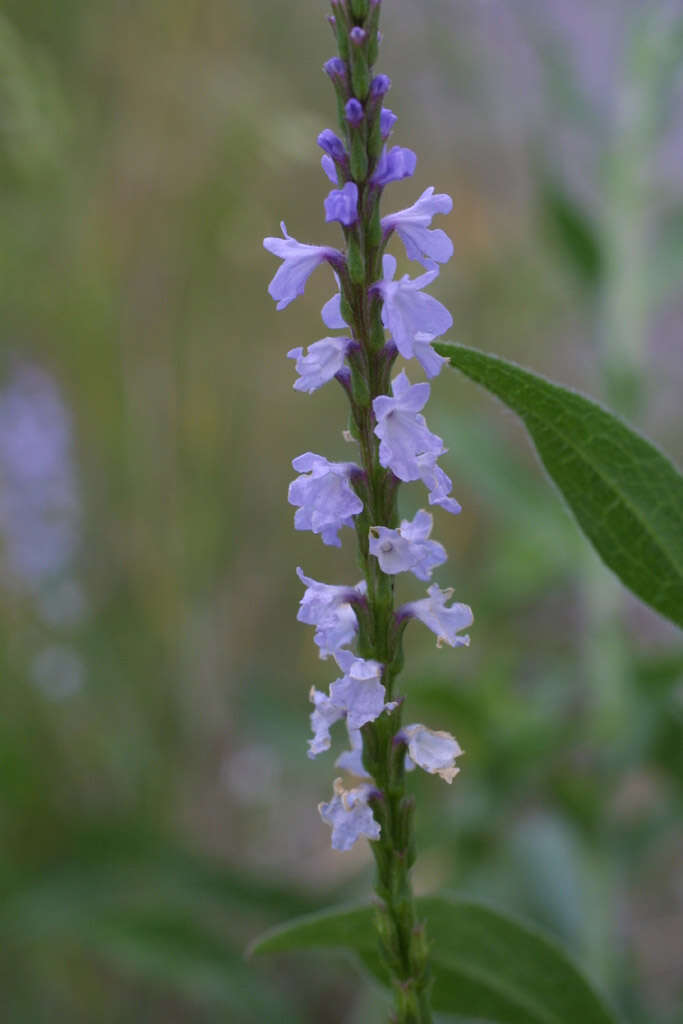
[{"xmin": 263, "ymin": 0, "xmax": 472, "ymax": 854}]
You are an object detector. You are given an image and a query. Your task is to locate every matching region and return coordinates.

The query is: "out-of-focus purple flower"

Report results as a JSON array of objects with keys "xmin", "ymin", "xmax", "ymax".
[
  {"xmin": 288, "ymin": 453, "xmax": 363, "ymax": 546},
  {"xmin": 373, "ymin": 371, "xmax": 444, "ymax": 481},
  {"xmin": 319, "ymin": 778, "xmax": 380, "ymax": 851},
  {"xmin": 296, "ymin": 567, "xmax": 365, "ymax": 658},
  {"xmin": 382, "ymin": 187, "xmax": 454, "ymax": 267},
  {"xmin": 324, "ymin": 181, "xmax": 359, "ymax": 227},
  {"xmin": 369, "ymin": 74, "xmax": 391, "ymax": 99},
  {"xmin": 402, "ymin": 723, "xmax": 463, "ymax": 782},
  {"xmin": 370, "ymin": 145, "xmax": 416, "ymax": 186},
  {"xmin": 369, "ymin": 509, "xmax": 446, "ymax": 581},
  {"xmin": 344, "ymin": 99, "xmax": 364, "ymax": 126},
  {"xmin": 287, "ymin": 337, "xmax": 351, "ymax": 393},
  {"xmin": 349, "ymin": 26, "xmax": 367, "ymax": 46},
  {"xmin": 0, "ymin": 364, "xmax": 81, "ymax": 592},
  {"xmin": 380, "ymin": 108, "xmax": 397, "ymax": 140},
  {"xmin": 416, "ymin": 454, "xmax": 462, "ymax": 515},
  {"xmin": 401, "ymin": 584, "xmax": 473, "ymax": 648},
  {"xmin": 309, "ymin": 688, "xmax": 345, "ymax": 757},
  {"xmin": 263, "ymin": 223, "xmax": 340, "ymax": 310},
  {"xmin": 317, "ymin": 129, "xmax": 347, "ymax": 162},
  {"xmin": 329, "ymin": 650, "xmax": 386, "ymax": 730},
  {"xmin": 373, "ymin": 254, "xmax": 452, "ymax": 377}
]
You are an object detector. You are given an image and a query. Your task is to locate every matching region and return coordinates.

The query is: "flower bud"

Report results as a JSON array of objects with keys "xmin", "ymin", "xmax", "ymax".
[
  {"xmin": 369, "ymin": 74, "xmax": 391, "ymax": 99},
  {"xmin": 345, "ymin": 98, "xmax": 365, "ymax": 125}
]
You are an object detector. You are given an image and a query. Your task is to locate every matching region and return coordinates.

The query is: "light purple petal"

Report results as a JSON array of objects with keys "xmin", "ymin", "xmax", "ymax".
[
  {"xmin": 308, "ymin": 688, "xmax": 345, "ymax": 758},
  {"xmin": 402, "ymin": 584, "xmax": 473, "ymax": 648},
  {"xmin": 319, "ymin": 779, "xmax": 380, "ymax": 851},
  {"xmin": 321, "ymin": 154, "xmax": 338, "ymax": 184},
  {"xmin": 373, "ymin": 373, "xmax": 444, "ymax": 482},
  {"xmin": 382, "ymin": 187, "xmax": 454, "ymax": 267},
  {"xmin": 416, "ymin": 454, "xmax": 462, "ymax": 514},
  {"xmin": 321, "ymin": 292, "xmax": 347, "ymax": 329},
  {"xmin": 287, "ymin": 337, "xmax": 350, "ymax": 393},
  {"xmin": 335, "ymin": 726, "xmax": 368, "ymax": 777},
  {"xmin": 324, "ymin": 182, "xmax": 359, "ymax": 227},
  {"xmin": 329, "ymin": 656, "xmax": 386, "ymax": 730},
  {"xmin": 402, "ymin": 723, "xmax": 463, "ymax": 782},
  {"xmin": 263, "ymin": 224, "xmax": 338, "ymax": 310},
  {"xmin": 289, "ymin": 455, "xmax": 363, "ymax": 545},
  {"xmin": 369, "ymin": 510, "xmax": 446, "ymax": 580},
  {"xmin": 371, "ymin": 145, "xmax": 417, "ymax": 187}
]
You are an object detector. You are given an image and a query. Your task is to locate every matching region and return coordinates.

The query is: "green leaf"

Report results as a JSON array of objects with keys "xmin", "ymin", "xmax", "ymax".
[
  {"xmin": 434, "ymin": 344, "xmax": 683, "ymax": 628},
  {"xmin": 249, "ymin": 895, "xmax": 619, "ymax": 1024}
]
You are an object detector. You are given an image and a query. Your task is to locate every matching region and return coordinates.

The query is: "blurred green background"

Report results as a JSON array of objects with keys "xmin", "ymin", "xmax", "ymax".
[{"xmin": 1, "ymin": 1, "xmax": 682, "ymax": 1021}]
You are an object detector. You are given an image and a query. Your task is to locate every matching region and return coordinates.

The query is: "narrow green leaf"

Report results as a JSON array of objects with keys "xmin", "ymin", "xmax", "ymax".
[
  {"xmin": 434, "ymin": 343, "xmax": 683, "ymax": 628},
  {"xmin": 249, "ymin": 895, "xmax": 619, "ymax": 1024}
]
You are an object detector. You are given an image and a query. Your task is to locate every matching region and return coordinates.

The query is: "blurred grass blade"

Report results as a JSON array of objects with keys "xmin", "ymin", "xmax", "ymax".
[
  {"xmin": 435, "ymin": 344, "xmax": 683, "ymax": 627},
  {"xmin": 539, "ymin": 179, "xmax": 603, "ymax": 288},
  {"xmin": 250, "ymin": 895, "xmax": 619, "ymax": 1024}
]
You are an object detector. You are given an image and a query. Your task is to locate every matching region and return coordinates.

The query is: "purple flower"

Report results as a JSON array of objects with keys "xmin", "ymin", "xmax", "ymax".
[
  {"xmin": 401, "ymin": 584, "xmax": 473, "ymax": 648},
  {"xmin": 324, "ymin": 182, "xmax": 359, "ymax": 227},
  {"xmin": 344, "ymin": 99, "xmax": 364, "ymax": 125},
  {"xmin": 319, "ymin": 778, "xmax": 380, "ymax": 851},
  {"xmin": 288, "ymin": 453, "xmax": 363, "ymax": 546},
  {"xmin": 296, "ymin": 567, "xmax": 365, "ymax": 658},
  {"xmin": 380, "ymin": 108, "xmax": 397, "ymax": 140},
  {"xmin": 382, "ymin": 187, "xmax": 454, "ymax": 267},
  {"xmin": 373, "ymin": 371, "xmax": 444, "ymax": 481},
  {"xmin": 287, "ymin": 337, "xmax": 351, "ymax": 393},
  {"xmin": 317, "ymin": 129, "xmax": 347, "ymax": 162},
  {"xmin": 263, "ymin": 223, "xmax": 339, "ymax": 310},
  {"xmin": 373, "ymin": 254, "xmax": 452, "ymax": 377},
  {"xmin": 329, "ymin": 650, "xmax": 387, "ymax": 730},
  {"xmin": 308, "ymin": 688, "xmax": 345, "ymax": 757},
  {"xmin": 369, "ymin": 508, "xmax": 446, "ymax": 581},
  {"xmin": 415, "ymin": 454, "xmax": 461, "ymax": 515},
  {"xmin": 369, "ymin": 74, "xmax": 391, "ymax": 99},
  {"xmin": 370, "ymin": 145, "xmax": 416, "ymax": 186},
  {"xmin": 349, "ymin": 26, "xmax": 367, "ymax": 46},
  {"xmin": 402, "ymin": 723, "xmax": 463, "ymax": 783}
]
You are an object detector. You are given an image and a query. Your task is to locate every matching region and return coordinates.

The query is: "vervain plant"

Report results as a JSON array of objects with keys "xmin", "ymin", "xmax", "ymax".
[
  {"xmin": 264, "ymin": 2, "xmax": 468, "ymax": 1019},
  {"xmin": 256, "ymin": 3, "xmax": 683, "ymax": 1022}
]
